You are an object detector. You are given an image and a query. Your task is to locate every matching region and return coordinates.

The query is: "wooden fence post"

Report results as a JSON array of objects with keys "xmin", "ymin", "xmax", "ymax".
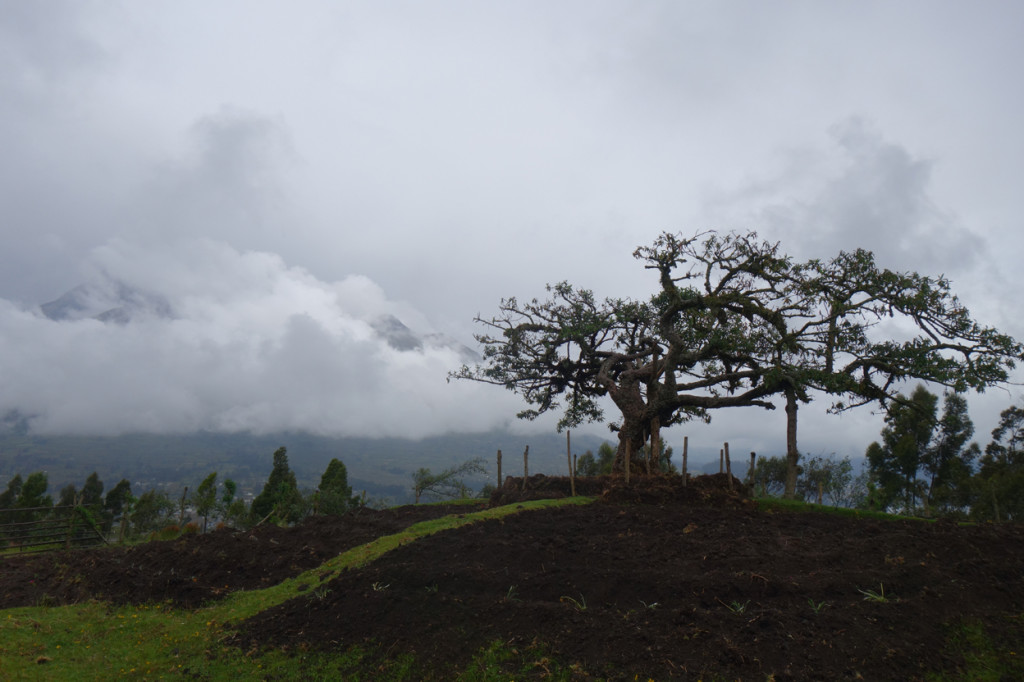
[
  {"xmin": 179, "ymin": 487, "xmax": 189, "ymax": 526},
  {"xmin": 497, "ymin": 450, "xmax": 502, "ymax": 488},
  {"xmin": 522, "ymin": 445, "xmax": 529, "ymax": 492},
  {"xmin": 748, "ymin": 452, "xmax": 756, "ymax": 486},
  {"xmin": 725, "ymin": 442, "xmax": 733, "ymax": 491},
  {"xmin": 682, "ymin": 436, "xmax": 688, "ymax": 487},
  {"xmin": 567, "ymin": 431, "xmax": 576, "ymax": 497}
]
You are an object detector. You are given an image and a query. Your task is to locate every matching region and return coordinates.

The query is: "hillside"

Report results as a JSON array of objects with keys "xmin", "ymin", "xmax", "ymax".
[{"xmin": 3, "ymin": 476, "xmax": 1024, "ymax": 680}]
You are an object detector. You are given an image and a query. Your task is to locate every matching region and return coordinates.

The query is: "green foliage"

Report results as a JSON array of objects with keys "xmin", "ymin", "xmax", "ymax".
[
  {"xmin": 575, "ymin": 450, "xmax": 600, "ymax": 477},
  {"xmin": 753, "ymin": 456, "xmax": 789, "ymax": 497},
  {"xmin": 251, "ymin": 447, "xmax": 304, "ymax": 524},
  {"xmin": 318, "ymin": 458, "xmax": 356, "ymax": 515},
  {"xmin": 81, "ymin": 472, "xmax": 104, "ymax": 508},
  {"xmin": 0, "ymin": 473, "xmax": 22, "ymax": 508},
  {"xmin": 972, "ymin": 405, "xmax": 1024, "ymax": 521},
  {"xmin": 411, "ymin": 457, "xmax": 487, "ymax": 503},
  {"xmin": 129, "ymin": 489, "xmax": 176, "ymax": 537},
  {"xmin": 867, "ymin": 385, "xmax": 939, "ymax": 513},
  {"xmin": 575, "ymin": 443, "xmax": 615, "ymax": 476},
  {"xmin": 192, "ymin": 472, "xmax": 219, "ymax": 532},
  {"xmin": 58, "ymin": 483, "xmax": 77, "ymax": 508},
  {"xmin": 798, "ymin": 454, "xmax": 855, "ymax": 507},
  {"xmin": 866, "ymin": 388, "xmax": 983, "ymax": 516},
  {"xmin": 102, "ymin": 478, "xmax": 132, "ymax": 532},
  {"xmin": 924, "ymin": 392, "xmax": 979, "ymax": 514},
  {"xmin": 16, "ymin": 471, "xmax": 52, "ymax": 509}
]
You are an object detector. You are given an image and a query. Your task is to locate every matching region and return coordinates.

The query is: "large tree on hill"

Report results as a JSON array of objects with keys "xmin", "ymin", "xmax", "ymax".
[{"xmin": 453, "ymin": 230, "xmax": 1022, "ymax": 489}]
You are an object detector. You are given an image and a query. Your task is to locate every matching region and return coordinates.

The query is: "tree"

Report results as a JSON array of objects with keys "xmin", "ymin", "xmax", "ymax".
[
  {"xmin": 192, "ymin": 472, "xmax": 219, "ymax": 532},
  {"xmin": 57, "ymin": 483, "xmax": 78, "ymax": 508},
  {"xmin": 411, "ymin": 458, "xmax": 486, "ymax": 503},
  {"xmin": 973, "ymin": 405, "xmax": 1024, "ymax": 521},
  {"xmin": 454, "ymin": 231, "xmax": 1022, "ymax": 496},
  {"xmin": 452, "ymin": 233, "xmax": 786, "ymax": 472},
  {"xmin": 218, "ymin": 478, "xmax": 249, "ymax": 528},
  {"xmin": 0, "ymin": 474, "xmax": 22, "ymax": 509},
  {"xmin": 318, "ymin": 458, "xmax": 356, "ymax": 515},
  {"xmin": 575, "ymin": 450, "xmax": 600, "ymax": 477},
  {"xmin": 752, "ymin": 456, "xmax": 789, "ymax": 497},
  {"xmin": 797, "ymin": 455, "xmax": 855, "ymax": 507},
  {"xmin": 251, "ymin": 447, "xmax": 304, "ymax": 524},
  {"xmin": 15, "ymin": 472, "xmax": 52, "ymax": 520},
  {"xmin": 922, "ymin": 392, "xmax": 979, "ymax": 514},
  {"xmin": 130, "ymin": 489, "xmax": 176, "ymax": 537},
  {"xmin": 103, "ymin": 479, "xmax": 133, "ymax": 533},
  {"xmin": 81, "ymin": 472, "xmax": 104, "ymax": 509},
  {"xmin": 866, "ymin": 385, "xmax": 938, "ymax": 513}
]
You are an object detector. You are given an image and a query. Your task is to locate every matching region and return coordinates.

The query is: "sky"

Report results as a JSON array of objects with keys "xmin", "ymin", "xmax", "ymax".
[{"xmin": 1, "ymin": 0, "xmax": 1023, "ymax": 461}]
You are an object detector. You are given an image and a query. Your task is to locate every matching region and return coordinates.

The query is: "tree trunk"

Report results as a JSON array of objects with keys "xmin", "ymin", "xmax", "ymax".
[
  {"xmin": 784, "ymin": 388, "xmax": 800, "ymax": 499},
  {"xmin": 613, "ymin": 415, "xmax": 647, "ymax": 473}
]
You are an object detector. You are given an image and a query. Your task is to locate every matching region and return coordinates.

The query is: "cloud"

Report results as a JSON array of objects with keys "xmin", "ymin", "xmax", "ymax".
[
  {"xmin": 0, "ymin": 239, "xmax": 519, "ymax": 437},
  {"xmin": 703, "ymin": 118, "xmax": 986, "ymax": 274}
]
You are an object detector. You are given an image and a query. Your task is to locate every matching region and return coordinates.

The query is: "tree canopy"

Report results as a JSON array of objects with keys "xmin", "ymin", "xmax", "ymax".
[{"xmin": 454, "ymin": 230, "xmax": 1022, "ymax": 491}]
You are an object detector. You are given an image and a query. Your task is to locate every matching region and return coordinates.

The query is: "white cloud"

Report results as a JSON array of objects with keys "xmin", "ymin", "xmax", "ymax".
[{"xmin": 0, "ymin": 239, "xmax": 519, "ymax": 437}]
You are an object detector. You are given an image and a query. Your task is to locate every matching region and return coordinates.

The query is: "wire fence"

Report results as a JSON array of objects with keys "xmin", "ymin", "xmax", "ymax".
[{"xmin": 0, "ymin": 505, "xmax": 107, "ymax": 554}]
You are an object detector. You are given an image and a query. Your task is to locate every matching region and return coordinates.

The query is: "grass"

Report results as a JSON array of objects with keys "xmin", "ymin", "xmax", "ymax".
[
  {"xmin": 0, "ymin": 496, "xmax": 595, "ymax": 681},
  {"xmin": 858, "ymin": 584, "xmax": 891, "ymax": 603},
  {"xmin": 926, "ymin": 617, "xmax": 1024, "ymax": 682},
  {"xmin": 754, "ymin": 496, "xmax": 922, "ymax": 521}
]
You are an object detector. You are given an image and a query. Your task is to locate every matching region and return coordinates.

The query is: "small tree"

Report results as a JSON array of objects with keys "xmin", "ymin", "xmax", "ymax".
[
  {"xmin": 973, "ymin": 405, "xmax": 1024, "ymax": 521},
  {"xmin": 217, "ymin": 479, "xmax": 249, "ymax": 528},
  {"xmin": 251, "ymin": 447, "xmax": 304, "ymax": 524},
  {"xmin": 192, "ymin": 472, "xmax": 219, "ymax": 532},
  {"xmin": 575, "ymin": 450, "xmax": 601, "ymax": 477},
  {"xmin": 103, "ymin": 479, "xmax": 133, "ymax": 533},
  {"xmin": 0, "ymin": 474, "xmax": 23, "ymax": 509},
  {"xmin": 412, "ymin": 458, "xmax": 487, "ymax": 503},
  {"xmin": 15, "ymin": 472, "xmax": 52, "ymax": 522},
  {"xmin": 752, "ymin": 456, "xmax": 789, "ymax": 497},
  {"xmin": 130, "ymin": 489, "xmax": 176, "ymax": 537},
  {"xmin": 81, "ymin": 472, "xmax": 104, "ymax": 509},
  {"xmin": 797, "ymin": 454, "xmax": 854, "ymax": 507},
  {"xmin": 318, "ymin": 458, "xmax": 355, "ymax": 515}
]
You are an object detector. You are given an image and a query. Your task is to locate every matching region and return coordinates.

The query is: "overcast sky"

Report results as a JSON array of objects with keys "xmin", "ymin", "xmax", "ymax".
[{"xmin": 2, "ymin": 1, "xmax": 1023, "ymax": 460}]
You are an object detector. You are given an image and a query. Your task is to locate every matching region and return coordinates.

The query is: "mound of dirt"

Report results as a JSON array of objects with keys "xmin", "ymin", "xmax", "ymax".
[
  {"xmin": 490, "ymin": 471, "xmax": 752, "ymax": 509},
  {"xmin": 234, "ymin": 503, "xmax": 1024, "ymax": 681},
  {"xmin": 0, "ymin": 503, "xmax": 483, "ymax": 609},
  {"xmin": 5, "ymin": 487, "xmax": 1024, "ymax": 680}
]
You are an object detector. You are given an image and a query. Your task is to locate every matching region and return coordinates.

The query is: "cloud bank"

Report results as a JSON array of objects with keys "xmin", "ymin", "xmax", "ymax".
[{"xmin": 0, "ymin": 239, "xmax": 520, "ymax": 437}]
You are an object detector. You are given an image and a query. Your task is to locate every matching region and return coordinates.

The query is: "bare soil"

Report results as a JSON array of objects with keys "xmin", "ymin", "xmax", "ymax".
[{"xmin": 3, "ymin": 475, "xmax": 1024, "ymax": 681}]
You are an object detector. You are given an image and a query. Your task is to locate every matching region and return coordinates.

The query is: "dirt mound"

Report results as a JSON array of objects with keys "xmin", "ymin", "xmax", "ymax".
[
  {"xmin": 490, "ymin": 472, "xmax": 752, "ymax": 508},
  {"xmin": 601, "ymin": 472, "xmax": 752, "ymax": 507},
  {"xmin": 4, "ymin": 490, "xmax": 1024, "ymax": 680},
  {"xmin": 0, "ymin": 502, "xmax": 483, "ymax": 609},
  {"xmin": 488, "ymin": 473, "xmax": 612, "ymax": 505},
  {"xmin": 235, "ymin": 503, "xmax": 1024, "ymax": 681}
]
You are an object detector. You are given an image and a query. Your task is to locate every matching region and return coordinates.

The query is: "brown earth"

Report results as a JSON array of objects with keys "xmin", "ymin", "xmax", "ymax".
[{"xmin": 3, "ymin": 475, "xmax": 1024, "ymax": 681}]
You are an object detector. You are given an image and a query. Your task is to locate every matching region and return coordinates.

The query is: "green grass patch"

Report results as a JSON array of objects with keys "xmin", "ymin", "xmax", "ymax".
[
  {"xmin": 754, "ymin": 496, "xmax": 928, "ymax": 522},
  {"xmin": 927, "ymin": 616, "xmax": 1024, "ymax": 682},
  {"xmin": 0, "ymin": 497, "xmax": 595, "ymax": 681}
]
